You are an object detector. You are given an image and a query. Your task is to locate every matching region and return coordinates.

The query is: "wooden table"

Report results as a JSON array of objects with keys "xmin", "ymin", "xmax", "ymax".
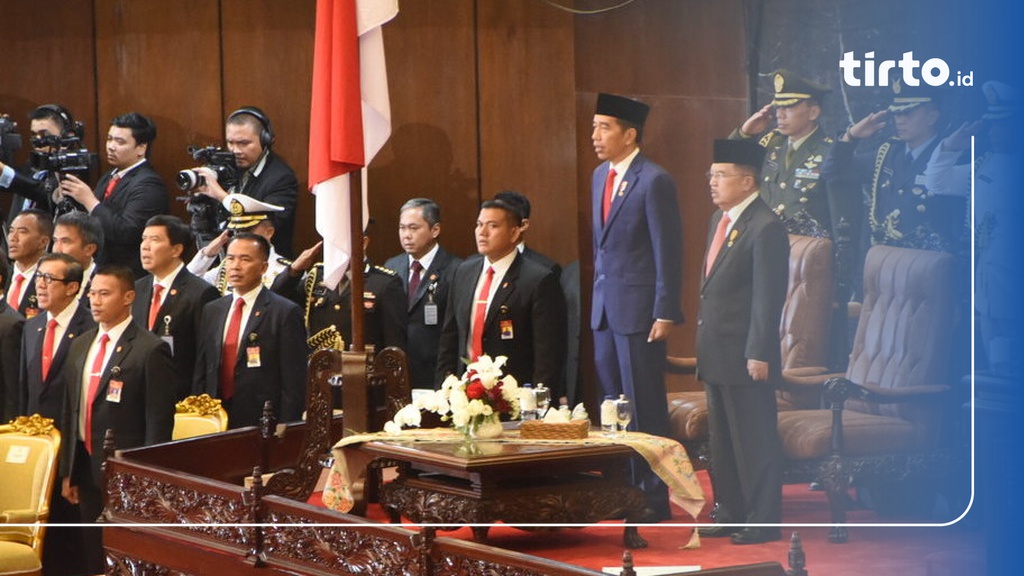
[{"xmin": 361, "ymin": 434, "xmax": 652, "ymax": 548}]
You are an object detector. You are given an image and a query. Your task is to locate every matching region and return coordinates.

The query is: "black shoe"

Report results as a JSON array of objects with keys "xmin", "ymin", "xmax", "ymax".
[
  {"xmin": 730, "ymin": 527, "xmax": 782, "ymax": 545},
  {"xmin": 696, "ymin": 525, "xmax": 741, "ymax": 538}
]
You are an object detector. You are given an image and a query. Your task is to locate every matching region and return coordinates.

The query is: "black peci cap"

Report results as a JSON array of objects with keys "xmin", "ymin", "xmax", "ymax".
[
  {"xmin": 595, "ymin": 93, "xmax": 650, "ymax": 127},
  {"xmin": 713, "ymin": 139, "xmax": 765, "ymax": 169}
]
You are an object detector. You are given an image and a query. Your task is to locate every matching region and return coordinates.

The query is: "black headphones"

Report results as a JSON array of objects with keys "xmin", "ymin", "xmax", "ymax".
[
  {"xmin": 33, "ymin": 104, "xmax": 84, "ymax": 139},
  {"xmin": 228, "ymin": 106, "xmax": 275, "ymax": 150}
]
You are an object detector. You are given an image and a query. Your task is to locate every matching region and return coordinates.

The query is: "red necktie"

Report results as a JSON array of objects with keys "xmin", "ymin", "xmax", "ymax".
[
  {"xmin": 705, "ymin": 213, "xmax": 731, "ymax": 277},
  {"xmin": 84, "ymin": 333, "xmax": 110, "ymax": 454},
  {"xmin": 470, "ymin": 267, "xmax": 495, "ymax": 361},
  {"xmin": 41, "ymin": 318, "xmax": 58, "ymax": 381},
  {"xmin": 148, "ymin": 284, "xmax": 164, "ymax": 330},
  {"xmin": 220, "ymin": 298, "xmax": 245, "ymax": 400},
  {"xmin": 7, "ymin": 274, "xmax": 25, "ymax": 309},
  {"xmin": 408, "ymin": 260, "xmax": 423, "ymax": 306},
  {"xmin": 602, "ymin": 168, "xmax": 618, "ymax": 223},
  {"xmin": 103, "ymin": 173, "xmax": 120, "ymax": 200}
]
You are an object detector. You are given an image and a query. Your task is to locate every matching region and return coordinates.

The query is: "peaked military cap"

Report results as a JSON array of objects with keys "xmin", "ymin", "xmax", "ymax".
[
  {"xmin": 982, "ymin": 81, "xmax": 1018, "ymax": 120},
  {"xmin": 888, "ymin": 77, "xmax": 939, "ymax": 112},
  {"xmin": 223, "ymin": 193, "xmax": 285, "ymax": 230},
  {"xmin": 771, "ymin": 69, "xmax": 831, "ymax": 107}
]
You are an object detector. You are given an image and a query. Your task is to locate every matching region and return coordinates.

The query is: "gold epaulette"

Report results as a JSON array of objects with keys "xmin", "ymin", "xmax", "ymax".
[
  {"xmin": 303, "ymin": 263, "xmax": 323, "ymax": 330},
  {"xmin": 215, "ymin": 262, "xmax": 229, "ymax": 295},
  {"xmin": 867, "ymin": 141, "xmax": 894, "ymax": 236},
  {"xmin": 307, "ymin": 324, "xmax": 345, "ymax": 352},
  {"xmin": 277, "ymin": 257, "xmax": 293, "ymax": 267},
  {"xmin": 373, "ymin": 264, "xmax": 398, "ymax": 276},
  {"xmin": 758, "ymin": 130, "xmax": 780, "ymax": 148}
]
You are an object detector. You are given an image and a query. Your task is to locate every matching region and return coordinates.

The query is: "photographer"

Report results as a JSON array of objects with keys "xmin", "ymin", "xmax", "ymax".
[
  {"xmin": 59, "ymin": 112, "xmax": 168, "ymax": 279},
  {"xmin": 189, "ymin": 107, "xmax": 297, "ymax": 257},
  {"xmin": 1, "ymin": 104, "xmax": 93, "ymax": 225}
]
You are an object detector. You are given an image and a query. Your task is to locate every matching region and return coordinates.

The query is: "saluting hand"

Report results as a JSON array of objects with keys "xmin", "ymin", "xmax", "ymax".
[
  {"xmin": 289, "ymin": 240, "xmax": 323, "ymax": 276},
  {"xmin": 941, "ymin": 120, "xmax": 985, "ymax": 153},
  {"xmin": 740, "ymin": 104, "xmax": 775, "ymax": 137},
  {"xmin": 845, "ymin": 110, "xmax": 888, "ymax": 141}
]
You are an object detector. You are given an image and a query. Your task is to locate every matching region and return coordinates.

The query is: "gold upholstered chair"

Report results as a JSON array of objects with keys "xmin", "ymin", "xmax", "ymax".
[
  {"xmin": 777, "ymin": 245, "xmax": 959, "ymax": 542},
  {"xmin": 667, "ymin": 234, "xmax": 836, "ymax": 467},
  {"xmin": 172, "ymin": 394, "xmax": 229, "ymax": 440},
  {"xmin": 0, "ymin": 415, "xmax": 62, "ymax": 576}
]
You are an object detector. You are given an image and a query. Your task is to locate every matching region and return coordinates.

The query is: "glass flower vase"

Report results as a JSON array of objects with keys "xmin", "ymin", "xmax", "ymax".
[{"xmin": 465, "ymin": 413, "xmax": 503, "ymax": 440}]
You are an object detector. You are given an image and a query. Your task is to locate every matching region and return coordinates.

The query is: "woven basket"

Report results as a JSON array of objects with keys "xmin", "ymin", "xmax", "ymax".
[{"xmin": 520, "ymin": 419, "xmax": 590, "ymax": 440}]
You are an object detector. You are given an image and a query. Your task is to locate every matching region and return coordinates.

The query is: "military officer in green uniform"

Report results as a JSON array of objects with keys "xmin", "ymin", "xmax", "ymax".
[
  {"xmin": 731, "ymin": 70, "xmax": 845, "ymax": 238},
  {"xmin": 823, "ymin": 80, "xmax": 966, "ymax": 255}
]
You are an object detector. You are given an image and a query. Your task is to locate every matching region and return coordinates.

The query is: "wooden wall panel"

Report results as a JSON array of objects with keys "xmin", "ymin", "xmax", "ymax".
[
  {"xmin": 0, "ymin": 0, "xmax": 97, "ymax": 216},
  {"xmin": 93, "ymin": 0, "xmax": 224, "ymax": 221},
  {"xmin": 366, "ymin": 0, "xmax": 480, "ymax": 263},
  {"xmin": 477, "ymin": 0, "xmax": 578, "ymax": 266},
  {"xmin": 221, "ymin": 0, "xmax": 316, "ymax": 254}
]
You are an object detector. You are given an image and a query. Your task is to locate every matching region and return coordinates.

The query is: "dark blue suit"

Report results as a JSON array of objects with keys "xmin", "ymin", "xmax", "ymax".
[
  {"xmin": 385, "ymin": 246, "xmax": 461, "ymax": 390},
  {"xmin": 591, "ymin": 152, "xmax": 682, "ymax": 519},
  {"xmin": 591, "ymin": 153, "xmax": 683, "ymax": 428}
]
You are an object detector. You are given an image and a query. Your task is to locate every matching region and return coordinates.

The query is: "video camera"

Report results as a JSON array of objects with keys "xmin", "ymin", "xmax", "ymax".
[
  {"xmin": 0, "ymin": 116, "xmax": 23, "ymax": 164},
  {"xmin": 177, "ymin": 146, "xmax": 239, "ymax": 246},
  {"xmin": 176, "ymin": 145, "xmax": 238, "ymax": 192},
  {"xmin": 29, "ymin": 134, "xmax": 98, "ymax": 176}
]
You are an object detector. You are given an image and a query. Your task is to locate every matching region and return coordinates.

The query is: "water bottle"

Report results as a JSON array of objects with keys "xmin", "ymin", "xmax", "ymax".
[
  {"xmin": 600, "ymin": 396, "xmax": 618, "ymax": 435},
  {"xmin": 520, "ymin": 383, "xmax": 537, "ymax": 420},
  {"xmin": 534, "ymin": 383, "xmax": 551, "ymax": 418}
]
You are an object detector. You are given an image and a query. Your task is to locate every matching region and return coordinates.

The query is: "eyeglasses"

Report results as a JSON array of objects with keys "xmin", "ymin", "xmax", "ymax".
[
  {"xmin": 35, "ymin": 273, "xmax": 69, "ymax": 285},
  {"xmin": 706, "ymin": 171, "xmax": 744, "ymax": 181}
]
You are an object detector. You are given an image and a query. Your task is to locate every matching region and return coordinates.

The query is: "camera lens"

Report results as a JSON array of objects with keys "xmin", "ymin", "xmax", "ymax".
[{"xmin": 176, "ymin": 169, "xmax": 205, "ymax": 191}]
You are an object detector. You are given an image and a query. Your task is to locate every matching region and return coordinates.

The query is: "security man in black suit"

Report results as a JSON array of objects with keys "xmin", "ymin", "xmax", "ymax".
[
  {"xmin": 190, "ymin": 107, "xmax": 298, "ymax": 257},
  {"xmin": 696, "ymin": 140, "xmax": 789, "ymax": 545},
  {"xmin": 194, "ymin": 233, "xmax": 307, "ymax": 428},
  {"xmin": 384, "ymin": 198, "xmax": 462, "ymax": 390},
  {"xmin": 59, "ymin": 265, "xmax": 177, "ymax": 573},
  {"xmin": 5, "ymin": 208, "xmax": 52, "ymax": 319},
  {"xmin": 0, "ymin": 254, "xmax": 24, "ymax": 422},
  {"xmin": 436, "ymin": 199, "xmax": 566, "ymax": 397},
  {"xmin": 133, "ymin": 215, "xmax": 220, "ymax": 400},
  {"xmin": 59, "ymin": 112, "xmax": 169, "ymax": 279},
  {"xmin": 17, "ymin": 252, "xmax": 93, "ymax": 576}
]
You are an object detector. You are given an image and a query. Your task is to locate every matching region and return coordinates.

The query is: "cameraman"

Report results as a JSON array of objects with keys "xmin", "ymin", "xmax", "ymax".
[
  {"xmin": 59, "ymin": 112, "xmax": 168, "ymax": 279},
  {"xmin": 1, "ymin": 104, "xmax": 88, "ymax": 224},
  {"xmin": 189, "ymin": 107, "xmax": 297, "ymax": 257}
]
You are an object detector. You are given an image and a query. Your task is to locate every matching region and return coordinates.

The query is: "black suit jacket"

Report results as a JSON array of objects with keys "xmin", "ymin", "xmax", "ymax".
[
  {"xmin": 60, "ymin": 322, "xmax": 177, "ymax": 486},
  {"xmin": 4, "ymin": 269, "xmax": 40, "ymax": 318},
  {"xmin": 521, "ymin": 245, "xmax": 561, "ymax": 279},
  {"xmin": 385, "ymin": 246, "xmax": 462, "ymax": 390},
  {"xmin": 0, "ymin": 301, "xmax": 24, "ymax": 421},
  {"xmin": 133, "ymin": 269, "xmax": 220, "ymax": 400},
  {"xmin": 19, "ymin": 302, "xmax": 95, "ymax": 422},
  {"xmin": 436, "ymin": 252, "xmax": 566, "ymax": 396},
  {"xmin": 92, "ymin": 162, "xmax": 169, "ymax": 278},
  {"xmin": 238, "ymin": 152, "xmax": 298, "ymax": 257},
  {"xmin": 193, "ymin": 288, "xmax": 308, "ymax": 428},
  {"xmin": 696, "ymin": 197, "xmax": 789, "ymax": 386}
]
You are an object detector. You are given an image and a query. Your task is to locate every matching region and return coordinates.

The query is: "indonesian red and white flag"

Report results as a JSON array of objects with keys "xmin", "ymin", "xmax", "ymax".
[{"xmin": 309, "ymin": 0, "xmax": 398, "ymax": 289}]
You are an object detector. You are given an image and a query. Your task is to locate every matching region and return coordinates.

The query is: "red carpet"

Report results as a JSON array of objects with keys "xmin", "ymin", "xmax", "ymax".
[{"xmin": 316, "ymin": 471, "xmax": 985, "ymax": 575}]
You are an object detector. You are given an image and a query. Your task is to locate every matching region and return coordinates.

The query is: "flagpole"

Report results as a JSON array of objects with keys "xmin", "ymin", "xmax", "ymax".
[{"xmin": 349, "ymin": 170, "xmax": 365, "ymax": 352}]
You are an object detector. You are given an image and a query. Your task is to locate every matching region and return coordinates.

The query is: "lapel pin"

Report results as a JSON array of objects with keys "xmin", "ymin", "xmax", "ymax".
[
  {"xmin": 728, "ymin": 229, "xmax": 740, "ymax": 247},
  {"xmin": 170, "ymin": 288, "xmax": 178, "ymax": 296},
  {"xmin": 254, "ymin": 310, "xmax": 262, "ymax": 317},
  {"xmin": 69, "ymin": 333, "xmax": 75, "ymax": 339},
  {"xmin": 502, "ymin": 282, "xmax": 509, "ymax": 288},
  {"xmin": 116, "ymin": 346, "xmax": 123, "ymax": 353}
]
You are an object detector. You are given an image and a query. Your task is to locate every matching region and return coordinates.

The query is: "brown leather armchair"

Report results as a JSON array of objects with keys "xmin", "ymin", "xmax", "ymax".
[
  {"xmin": 667, "ymin": 234, "xmax": 836, "ymax": 467},
  {"xmin": 777, "ymin": 245, "xmax": 959, "ymax": 542}
]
